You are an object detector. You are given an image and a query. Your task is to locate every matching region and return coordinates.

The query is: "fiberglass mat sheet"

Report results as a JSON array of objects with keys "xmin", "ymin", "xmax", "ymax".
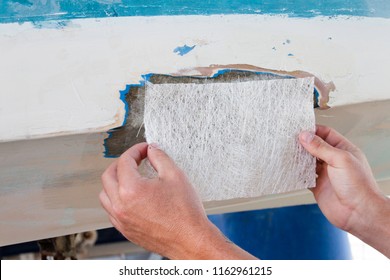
[{"xmin": 144, "ymin": 78, "xmax": 315, "ymax": 201}]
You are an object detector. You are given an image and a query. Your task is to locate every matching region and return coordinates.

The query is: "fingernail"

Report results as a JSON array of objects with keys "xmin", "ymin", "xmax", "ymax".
[
  {"xmin": 149, "ymin": 143, "xmax": 160, "ymax": 149},
  {"xmin": 301, "ymin": 131, "xmax": 314, "ymax": 143}
]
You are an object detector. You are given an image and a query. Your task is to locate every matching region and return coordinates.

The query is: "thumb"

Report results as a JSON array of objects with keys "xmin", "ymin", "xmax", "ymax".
[
  {"xmin": 147, "ymin": 143, "xmax": 179, "ymax": 177},
  {"xmin": 299, "ymin": 131, "xmax": 343, "ymax": 167}
]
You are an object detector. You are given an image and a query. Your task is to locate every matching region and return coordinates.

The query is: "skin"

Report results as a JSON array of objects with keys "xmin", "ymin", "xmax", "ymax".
[
  {"xmin": 100, "ymin": 125, "xmax": 390, "ymax": 259},
  {"xmin": 300, "ymin": 125, "xmax": 390, "ymax": 258}
]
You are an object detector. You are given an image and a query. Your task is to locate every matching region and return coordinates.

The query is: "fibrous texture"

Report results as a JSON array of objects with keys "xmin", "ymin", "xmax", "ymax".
[{"xmin": 143, "ymin": 78, "xmax": 316, "ymax": 201}]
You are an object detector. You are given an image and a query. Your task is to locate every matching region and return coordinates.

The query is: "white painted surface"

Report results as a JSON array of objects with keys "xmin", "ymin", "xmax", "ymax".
[
  {"xmin": 1, "ymin": 15, "xmax": 390, "ymax": 245},
  {"xmin": 1, "ymin": 15, "xmax": 390, "ymax": 141}
]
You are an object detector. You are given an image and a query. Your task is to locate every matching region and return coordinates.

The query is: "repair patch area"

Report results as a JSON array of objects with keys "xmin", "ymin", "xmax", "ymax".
[
  {"xmin": 143, "ymin": 78, "xmax": 315, "ymax": 201},
  {"xmin": 104, "ymin": 69, "xmax": 321, "ymax": 157}
]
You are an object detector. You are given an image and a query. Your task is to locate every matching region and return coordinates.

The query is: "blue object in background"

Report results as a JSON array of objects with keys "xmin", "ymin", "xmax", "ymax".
[{"xmin": 208, "ymin": 204, "xmax": 352, "ymax": 260}]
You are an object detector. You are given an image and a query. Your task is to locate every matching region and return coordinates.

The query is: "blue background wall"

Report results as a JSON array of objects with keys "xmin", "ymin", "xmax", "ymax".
[{"xmin": 209, "ymin": 204, "xmax": 352, "ymax": 260}]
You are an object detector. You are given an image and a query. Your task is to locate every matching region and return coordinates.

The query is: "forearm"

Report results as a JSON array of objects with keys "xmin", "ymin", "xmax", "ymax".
[
  {"xmin": 167, "ymin": 221, "xmax": 257, "ymax": 260},
  {"xmin": 348, "ymin": 192, "xmax": 390, "ymax": 258}
]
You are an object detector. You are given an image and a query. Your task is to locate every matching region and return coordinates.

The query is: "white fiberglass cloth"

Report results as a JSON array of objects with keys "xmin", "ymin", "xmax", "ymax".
[{"xmin": 143, "ymin": 78, "xmax": 316, "ymax": 201}]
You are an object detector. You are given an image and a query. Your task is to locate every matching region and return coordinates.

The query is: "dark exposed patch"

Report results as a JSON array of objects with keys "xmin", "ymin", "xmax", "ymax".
[{"xmin": 104, "ymin": 70, "xmax": 318, "ymax": 158}]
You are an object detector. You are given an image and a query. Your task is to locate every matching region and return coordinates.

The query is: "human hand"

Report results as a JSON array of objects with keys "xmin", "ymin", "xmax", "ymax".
[
  {"xmin": 299, "ymin": 125, "xmax": 390, "ymax": 257},
  {"xmin": 99, "ymin": 143, "xmax": 255, "ymax": 259}
]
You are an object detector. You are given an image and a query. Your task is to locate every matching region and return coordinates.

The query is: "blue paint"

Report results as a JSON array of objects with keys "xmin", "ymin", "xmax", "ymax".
[
  {"xmin": 314, "ymin": 88, "xmax": 320, "ymax": 107},
  {"xmin": 118, "ymin": 85, "xmax": 130, "ymax": 127},
  {"xmin": 209, "ymin": 68, "xmax": 295, "ymax": 80},
  {"xmin": 287, "ymin": 53, "xmax": 294, "ymax": 56},
  {"xmin": 103, "ymin": 74, "xmax": 154, "ymax": 158},
  {"xmin": 103, "ymin": 83, "xmax": 133, "ymax": 158},
  {"xmin": 1, "ymin": 0, "xmax": 390, "ymax": 25},
  {"xmin": 173, "ymin": 44, "xmax": 196, "ymax": 56},
  {"xmin": 12, "ymin": 0, "xmax": 33, "ymax": 6},
  {"xmin": 31, "ymin": 20, "xmax": 69, "ymax": 29}
]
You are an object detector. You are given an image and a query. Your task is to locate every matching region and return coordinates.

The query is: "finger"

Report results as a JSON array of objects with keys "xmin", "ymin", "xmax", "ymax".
[
  {"xmin": 107, "ymin": 213, "xmax": 121, "ymax": 230},
  {"xmin": 99, "ymin": 190, "xmax": 113, "ymax": 214},
  {"xmin": 101, "ymin": 161, "xmax": 119, "ymax": 196},
  {"xmin": 316, "ymin": 154, "xmax": 324, "ymax": 164},
  {"xmin": 299, "ymin": 131, "xmax": 346, "ymax": 167},
  {"xmin": 315, "ymin": 125, "xmax": 354, "ymax": 150},
  {"xmin": 99, "ymin": 191, "xmax": 122, "ymax": 230},
  {"xmin": 99, "ymin": 190, "xmax": 118, "ymax": 223},
  {"xmin": 147, "ymin": 143, "xmax": 179, "ymax": 178},
  {"xmin": 316, "ymin": 160, "xmax": 323, "ymax": 174},
  {"xmin": 310, "ymin": 166, "xmax": 329, "ymax": 199},
  {"xmin": 117, "ymin": 142, "xmax": 148, "ymax": 183}
]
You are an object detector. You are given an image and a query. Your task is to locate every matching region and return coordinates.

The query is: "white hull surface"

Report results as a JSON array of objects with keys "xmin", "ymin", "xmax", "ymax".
[{"xmin": 1, "ymin": 15, "xmax": 389, "ymax": 245}]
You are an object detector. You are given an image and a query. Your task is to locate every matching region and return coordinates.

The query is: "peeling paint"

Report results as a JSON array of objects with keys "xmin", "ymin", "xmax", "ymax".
[
  {"xmin": 173, "ymin": 44, "xmax": 196, "ymax": 56},
  {"xmin": 104, "ymin": 65, "xmax": 334, "ymax": 158},
  {"xmin": 1, "ymin": 15, "xmax": 387, "ymax": 142},
  {"xmin": 185, "ymin": 64, "xmax": 335, "ymax": 109}
]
